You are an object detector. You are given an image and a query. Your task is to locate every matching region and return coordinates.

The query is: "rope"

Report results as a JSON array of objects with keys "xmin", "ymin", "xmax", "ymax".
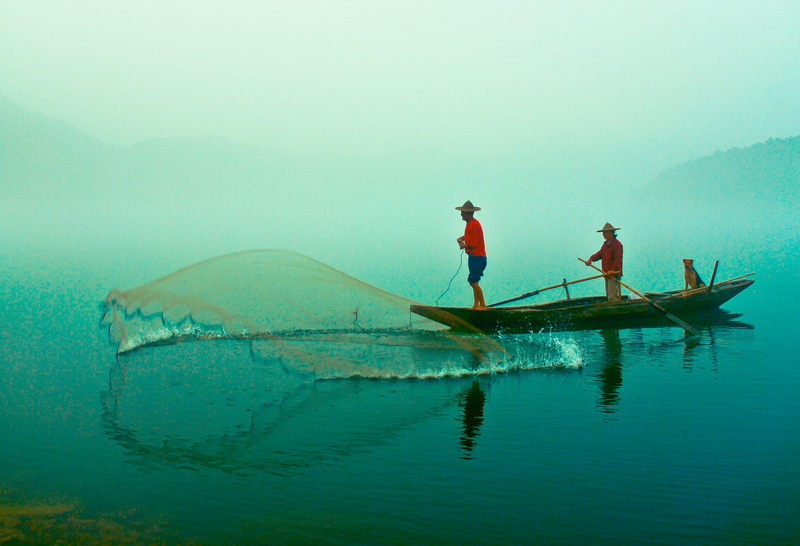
[{"xmin": 436, "ymin": 249, "xmax": 464, "ymax": 305}]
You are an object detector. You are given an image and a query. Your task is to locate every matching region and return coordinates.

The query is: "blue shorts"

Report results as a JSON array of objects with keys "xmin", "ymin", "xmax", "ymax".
[{"xmin": 467, "ymin": 255, "xmax": 487, "ymax": 284}]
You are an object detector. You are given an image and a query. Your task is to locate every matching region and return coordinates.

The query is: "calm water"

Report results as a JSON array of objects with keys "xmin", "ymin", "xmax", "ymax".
[{"xmin": 2, "ymin": 224, "xmax": 799, "ymax": 545}]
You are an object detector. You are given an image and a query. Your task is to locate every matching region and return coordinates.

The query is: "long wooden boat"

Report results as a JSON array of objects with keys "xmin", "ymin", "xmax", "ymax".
[{"xmin": 410, "ymin": 276, "xmax": 754, "ymax": 334}]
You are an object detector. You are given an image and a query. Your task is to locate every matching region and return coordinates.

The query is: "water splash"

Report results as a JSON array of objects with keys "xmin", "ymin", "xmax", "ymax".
[{"xmin": 249, "ymin": 330, "xmax": 585, "ymax": 380}]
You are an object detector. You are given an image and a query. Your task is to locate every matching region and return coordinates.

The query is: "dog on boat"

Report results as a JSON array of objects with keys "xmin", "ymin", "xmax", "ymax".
[{"xmin": 683, "ymin": 259, "xmax": 706, "ymax": 290}]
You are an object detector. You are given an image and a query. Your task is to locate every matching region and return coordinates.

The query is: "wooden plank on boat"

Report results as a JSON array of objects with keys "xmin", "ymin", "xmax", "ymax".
[{"xmin": 708, "ymin": 260, "xmax": 719, "ymax": 288}]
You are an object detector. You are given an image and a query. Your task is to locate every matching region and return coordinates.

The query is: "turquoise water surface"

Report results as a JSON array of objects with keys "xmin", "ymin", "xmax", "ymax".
[{"xmin": 1, "ymin": 219, "xmax": 799, "ymax": 544}]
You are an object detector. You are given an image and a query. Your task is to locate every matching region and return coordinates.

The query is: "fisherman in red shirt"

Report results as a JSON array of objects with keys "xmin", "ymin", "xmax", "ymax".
[
  {"xmin": 582, "ymin": 222, "xmax": 623, "ymax": 302},
  {"xmin": 456, "ymin": 200, "xmax": 487, "ymax": 309}
]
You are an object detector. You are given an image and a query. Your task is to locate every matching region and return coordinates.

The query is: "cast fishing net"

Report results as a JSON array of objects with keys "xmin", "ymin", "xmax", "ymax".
[
  {"xmin": 102, "ymin": 250, "xmax": 427, "ymax": 348},
  {"xmin": 101, "ymin": 249, "xmax": 512, "ymax": 377}
]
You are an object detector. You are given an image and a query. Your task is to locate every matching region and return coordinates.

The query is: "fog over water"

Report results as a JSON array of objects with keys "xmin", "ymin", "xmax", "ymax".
[{"xmin": 2, "ymin": 1, "xmax": 800, "ymax": 292}]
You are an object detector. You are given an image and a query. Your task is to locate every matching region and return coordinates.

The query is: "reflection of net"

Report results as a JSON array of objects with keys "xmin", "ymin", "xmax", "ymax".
[
  {"xmin": 102, "ymin": 250, "xmax": 442, "ymax": 354},
  {"xmin": 101, "ymin": 341, "xmax": 470, "ymax": 476}
]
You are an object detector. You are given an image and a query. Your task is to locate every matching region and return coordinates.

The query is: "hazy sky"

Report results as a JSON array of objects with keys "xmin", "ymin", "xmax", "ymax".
[
  {"xmin": 3, "ymin": 0, "xmax": 800, "ymax": 170},
  {"xmin": 3, "ymin": 1, "xmax": 800, "ymax": 298}
]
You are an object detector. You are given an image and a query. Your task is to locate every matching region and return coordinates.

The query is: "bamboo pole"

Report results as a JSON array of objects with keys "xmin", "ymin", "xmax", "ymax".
[{"xmin": 487, "ymin": 273, "xmax": 606, "ymax": 307}]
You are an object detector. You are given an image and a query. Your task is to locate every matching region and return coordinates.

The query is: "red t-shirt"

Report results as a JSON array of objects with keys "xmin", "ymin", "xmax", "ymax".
[{"xmin": 464, "ymin": 218, "xmax": 486, "ymax": 257}]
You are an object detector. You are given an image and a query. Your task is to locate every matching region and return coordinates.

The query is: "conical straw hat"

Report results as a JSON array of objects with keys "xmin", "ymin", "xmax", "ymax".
[
  {"xmin": 455, "ymin": 200, "xmax": 481, "ymax": 212},
  {"xmin": 597, "ymin": 222, "xmax": 620, "ymax": 232}
]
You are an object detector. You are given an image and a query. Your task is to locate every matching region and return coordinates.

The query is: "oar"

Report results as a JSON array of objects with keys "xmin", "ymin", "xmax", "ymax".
[
  {"xmin": 487, "ymin": 274, "xmax": 606, "ymax": 307},
  {"xmin": 580, "ymin": 259, "xmax": 702, "ymax": 337}
]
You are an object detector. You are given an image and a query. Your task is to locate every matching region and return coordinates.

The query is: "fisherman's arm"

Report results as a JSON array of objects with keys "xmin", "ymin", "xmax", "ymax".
[{"xmin": 583, "ymin": 248, "xmax": 603, "ymax": 266}]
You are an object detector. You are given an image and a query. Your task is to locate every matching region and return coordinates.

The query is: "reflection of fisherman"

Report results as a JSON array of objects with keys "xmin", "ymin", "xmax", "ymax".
[
  {"xmin": 582, "ymin": 222, "xmax": 623, "ymax": 302},
  {"xmin": 459, "ymin": 380, "xmax": 486, "ymax": 457},
  {"xmin": 456, "ymin": 200, "xmax": 487, "ymax": 309}
]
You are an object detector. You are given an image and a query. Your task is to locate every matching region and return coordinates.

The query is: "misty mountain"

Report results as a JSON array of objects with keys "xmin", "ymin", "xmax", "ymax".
[
  {"xmin": 1, "ymin": 95, "xmax": 112, "ymax": 198},
  {"xmin": 0, "ymin": 95, "xmax": 293, "ymax": 202},
  {"xmin": 0, "ymin": 96, "xmax": 455, "ymax": 207},
  {"xmin": 3, "ymin": 95, "xmax": 798, "ymax": 209},
  {"xmin": 646, "ymin": 136, "xmax": 800, "ymax": 206}
]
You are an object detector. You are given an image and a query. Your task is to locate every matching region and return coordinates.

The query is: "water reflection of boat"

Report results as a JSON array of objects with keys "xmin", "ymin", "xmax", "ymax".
[
  {"xmin": 411, "ymin": 277, "xmax": 754, "ymax": 334},
  {"xmin": 589, "ymin": 314, "xmax": 753, "ymax": 417}
]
